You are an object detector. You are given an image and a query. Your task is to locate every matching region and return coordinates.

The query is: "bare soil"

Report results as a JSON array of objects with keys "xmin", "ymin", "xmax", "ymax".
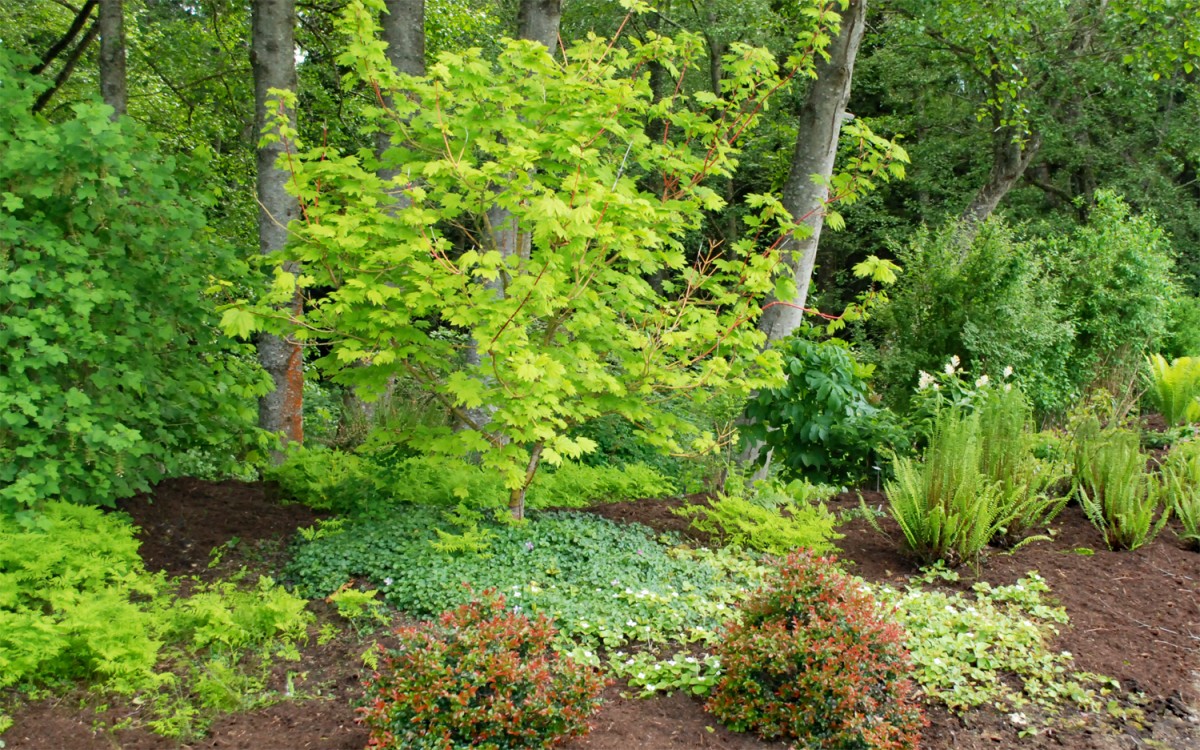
[{"xmin": 3, "ymin": 479, "xmax": 1198, "ymax": 749}]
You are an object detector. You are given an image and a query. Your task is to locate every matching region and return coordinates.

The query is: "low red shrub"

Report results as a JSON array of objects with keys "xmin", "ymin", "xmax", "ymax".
[
  {"xmin": 358, "ymin": 591, "xmax": 607, "ymax": 749},
  {"xmin": 706, "ymin": 550, "xmax": 925, "ymax": 750}
]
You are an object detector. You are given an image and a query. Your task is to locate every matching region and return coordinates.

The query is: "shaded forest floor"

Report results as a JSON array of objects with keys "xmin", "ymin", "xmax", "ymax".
[{"xmin": 4, "ymin": 478, "xmax": 1199, "ymax": 749}]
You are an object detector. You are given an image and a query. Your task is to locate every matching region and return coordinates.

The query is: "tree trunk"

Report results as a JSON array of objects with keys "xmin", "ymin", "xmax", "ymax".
[
  {"xmin": 98, "ymin": 0, "xmax": 126, "ymax": 118},
  {"xmin": 958, "ymin": 124, "xmax": 1042, "ymax": 236},
  {"xmin": 508, "ymin": 441, "xmax": 544, "ymax": 521},
  {"xmin": 756, "ymin": 0, "xmax": 867, "ymax": 343},
  {"xmin": 252, "ymin": 0, "xmax": 304, "ymax": 459},
  {"xmin": 341, "ymin": 0, "xmax": 427, "ymax": 431},
  {"xmin": 740, "ymin": 0, "xmax": 867, "ymax": 481},
  {"xmin": 517, "ymin": 0, "xmax": 563, "ymax": 53}
]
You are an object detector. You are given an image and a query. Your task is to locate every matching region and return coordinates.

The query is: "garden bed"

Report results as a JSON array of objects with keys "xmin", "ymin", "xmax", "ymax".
[{"xmin": 3, "ymin": 478, "xmax": 1197, "ymax": 750}]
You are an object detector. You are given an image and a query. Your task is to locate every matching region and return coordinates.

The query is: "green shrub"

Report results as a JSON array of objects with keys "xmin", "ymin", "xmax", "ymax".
[
  {"xmin": 0, "ymin": 49, "xmax": 267, "ymax": 513},
  {"xmin": 885, "ymin": 409, "xmax": 1007, "ymax": 565},
  {"xmin": 270, "ymin": 447, "xmax": 676, "ymax": 515},
  {"xmin": 675, "ymin": 482, "xmax": 842, "ymax": 555},
  {"xmin": 1144, "ymin": 353, "xmax": 1200, "ymax": 426},
  {"xmin": 1159, "ymin": 440, "xmax": 1200, "ymax": 549},
  {"xmin": 871, "ymin": 219, "xmax": 1075, "ymax": 415},
  {"xmin": 707, "ymin": 551, "xmax": 924, "ymax": 749},
  {"xmin": 743, "ymin": 331, "xmax": 909, "ymax": 483},
  {"xmin": 1074, "ymin": 428, "xmax": 1169, "ymax": 550},
  {"xmin": 977, "ymin": 387, "xmax": 1068, "ymax": 547},
  {"xmin": 1163, "ymin": 295, "xmax": 1200, "ymax": 360},
  {"xmin": 285, "ymin": 509, "xmax": 767, "ymax": 649},
  {"xmin": 358, "ymin": 592, "xmax": 607, "ymax": 749},
  {"xmin": 0, "ymin": 502, "xmax": 311, "ymax": 737}
]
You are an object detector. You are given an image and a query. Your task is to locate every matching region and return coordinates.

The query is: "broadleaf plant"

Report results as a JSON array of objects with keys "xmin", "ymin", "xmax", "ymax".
[{"xmin": 226, "ymin": 0, "xmax": 878, "ymax": 517}]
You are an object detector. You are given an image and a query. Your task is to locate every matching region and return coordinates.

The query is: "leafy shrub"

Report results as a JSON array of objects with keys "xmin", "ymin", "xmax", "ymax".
[
  {"xmin": 0, "ymin": 502, "xmax": 311, "ymax": 737},
  {"xmin": 1159, "ymin": 440, "xmax": 1200, "ymax": 549},
  {"xmin": 1074, "ymin": 428, "xmax": 1169, "ymax": 550},
  {"xmin": 1144, "ymin": 353, "xmax": 1200, "ymax": 426},
  {"xmin": 675, "ymin": 482, "xmax": 842, "ymax": 555},
  {"xmin": 976, "ymin": 387, "xmax": 1068, "ymax": 547},
  {"xmin": 358, "ymin": 592, "xmax": 607, "ymax": 749},
  {"xmin": 885, "ymin": 409, "xmax": 1007, "ymax": 565},
  {"xmin": 0, "ymin": 49, "xmax": 267, "ymax": 513},
  {"xmin": 1163, "ymin": 295, "xmax": 1200, "ymax": 360},
  {"xmin": 871, "ymin": 219, "xmax": 1075, "ymax": 415},
  {"xmin": 270, "ymin": 447, "xmax": 676, "ymax": 515},
  {"xmin": 285, "ymin": 509, "xmax": 767, "ymax": 649},
  {"xmin": 743, "ymin": 331, "xmax": 909, "ymax": 483},
  {"xmin": 707, "ymin": 551, "xmax": 924, "ymax": 749}
]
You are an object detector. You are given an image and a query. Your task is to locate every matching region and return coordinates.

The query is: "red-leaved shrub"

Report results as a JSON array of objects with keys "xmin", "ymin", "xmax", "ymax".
[
  {"xmin": 706, "ymin": 550, "xmax": 924, "ymax": 750},
  {"xmin": 357, "ymin": 591, "xmax": 607, "ymax": 749}
]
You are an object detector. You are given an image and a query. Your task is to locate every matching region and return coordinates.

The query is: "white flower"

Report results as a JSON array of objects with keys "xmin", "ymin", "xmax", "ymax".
[
  {"xmin": 945, "ymin": 355, "xmax": 960, "ymax": 374},
  {"xmin": 975, "ymin": 374, "xmax": 989, "ymax": 387},
  {"xmin": 1004, "ymin": 383, "xmax": 1012, "ymax": 392},
  {"xmin": 686, "ymin": 657, "xmax": 697, "ymax": 664},
  {"xmin": 513, "ymin": 591, "xmax": 521, "ymax": 598},
  {"xmin": 626, "ymin": 619, "xmax": 637, "ymax": 627},
  {"xmin": 637, "ymin": 672, "xmax": 646, "ymax": 679},
  {"xmin": 918, "ymin": 370, "xmax": 935, "ymax": 390},
  {"xmin": 645, "ymin": 683, "xmax": 657, "ymax": 692},
  {"xmin": 383, "ymin": 577, "xmax": 394, "ymax": 586},
  {"xmin": 1003, "ymin": 365, "xmax": 1014, "ymax": 378}
]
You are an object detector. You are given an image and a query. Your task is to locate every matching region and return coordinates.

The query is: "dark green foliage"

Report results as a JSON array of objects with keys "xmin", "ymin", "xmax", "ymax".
[
  {"xmin": 1163, "ymin": 296, "xmax": 1200, "ymax": 360},
  {"xmin": 707, "ymin": 550, "xmax": 924, "ymax": 749},
  {"xmin": 358, "ymin": 592, "xmax": 607, "ymax": 750},
  {"xmin": 284, "ymin": 509, "xmax": 759, "ymax": 643},
  {"xmin": 872, "ymin": 219, "xmax": 1075, "ymax": 414},
  {"xmin": 744, "ymin": 331, "xmax": 909, "ymax": 483},
  {"xmin": 0, "ymin": 50, "xmax": 266, "ymax": 513}
]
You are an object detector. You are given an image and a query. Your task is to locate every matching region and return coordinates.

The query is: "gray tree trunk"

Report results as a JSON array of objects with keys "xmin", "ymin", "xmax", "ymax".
[
  {"xmin": 517, "ymin": 0, "xmax": 563, "ymax": 52},
  {"xmin": 756, "ymin": 0, "xmax": 867, "ymax": 344},
  {"xmin": 341, "ymin": 0, "xmax": 428, "ymax": 433},
  {"xmin": 98, "ymin": 0, "xmax": 126, "ymax": 118},
  {"xmin": 252, "ymin": 0, "xmax": 304, "ymax": 458},
  {"xmin": 741, "ymin": 0, "xmax": 867, "ymax": 481}
]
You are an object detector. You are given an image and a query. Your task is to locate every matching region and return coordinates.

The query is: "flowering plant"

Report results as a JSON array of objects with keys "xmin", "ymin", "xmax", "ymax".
[
  {"xmin": 358, "ymin": 590, "xmax": 607, "ymax": 749},
  {"xmin": 909, "ymin": 356, "xmax": 1015, "ymax": 437}
]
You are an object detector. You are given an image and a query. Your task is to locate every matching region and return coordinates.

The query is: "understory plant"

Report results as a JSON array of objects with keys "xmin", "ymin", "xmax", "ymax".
[
  {"xmin": 1159, "ymin": 440, "xmax": 1200, "ymax": 549},
  {"xmin": 976, "ymin": 387, "xmax": 1068, "ymax": 547},
  {"xmin": 674, "ymin": 480, "xmax": 843, "ymax": 555},
  {"xmin": 885, "ymin": 409, "xmax": 1007, "ymax": 565},
  {"xmin": 0, "ymin": 502, "xmax": 311, "ymax": 739},
  {"xmin": 358, "ymin": 591, "xmax": 607, "ymax": 749},
  {"xmin": 707, "ymin": 550, "xmax": 924, "ymax": 749},
  {"xmin": 1074, "ymin": 428, "xmax": 1169, "ymax": 550},
  {"xmin": 1145, "ymin": 353, "xmax": 1200, "ymax": 425}
]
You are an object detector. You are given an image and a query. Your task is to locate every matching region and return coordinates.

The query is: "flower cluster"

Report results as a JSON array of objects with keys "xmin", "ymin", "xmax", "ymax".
[
  {"xmin": 358, "ymin": 591, "xmax": 607, "ymax": 749},
  {"xmin": 706, "ymin": 551, "xmax": 925, "ymax": 750}
]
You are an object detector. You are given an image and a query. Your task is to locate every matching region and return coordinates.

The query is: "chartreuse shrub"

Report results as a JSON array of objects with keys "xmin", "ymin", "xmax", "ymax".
[
  {"xmin": 0, "ymin": 502, "xmax": 311, "ymax": 739},
  {"xmin": 707, "ymin": 551, "xmax": 924, "ymax": 750},
  {"xmin": 284, "ymin": 508, "xmax": 768, "ymax": 651},
  {"xmin": 976, "ymin": 387, "xmax": 1069, "ymax": 547},
  {"xmin": 0, "ymin": 48, "xmax": 267, "ymax": 514},
  {"xmin": 885, "ymin": 409, "xmax": 1008, "ymax": 565},
  {"xmin": 359, "ymin": 591, "xmax": 607, "ymax": 749},
  {"xmin": 675, "ymin": 479, "xmax": 843, "ymax": 555},
  {"xmin": 1074, "ymin": 428, "xmax": 1169, "ymax": 550},
  {"xmin": 1144, "ymin": 353, "xmax": 1200, "ymax": 426},
  {"xmin": 876, "ymin": 567, "xmax": 1116, "ymax": 716},
  {"xmin": 1159, "ymin": 440, "xmax": 1200, "ymax": 549},
  {"xmin": 268, "ymin": 447, "xmax": 676, "ymax": 514}
]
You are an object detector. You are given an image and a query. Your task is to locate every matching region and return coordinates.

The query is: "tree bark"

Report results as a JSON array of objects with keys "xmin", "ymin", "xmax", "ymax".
[
  {"xmin": 517, "ymin": 0, "xmax": 563, "ymax": 53},
  {"xmin": 32, "ymin": 20, "xmax": 100, "ymax": 114},
  {"xmin": 958, "ymin": 123, "xmax": 1042, "ymax": 236},
  {"xmin": 252, "ymin": 0, "xmax": 304, "ymax": 458},
  {"xmin": 98, "ymin": 0, "xmax": 127, "ymax": 118},
  {"xmin": 32, "ymin": 0, "xmax": 98, "ymax": 77},
  {"xmin": 756, "ymin": 0, "xmax": 867, "ymax": 343},
  {"xmin": 740, "ymin": 0, "xmax": 867, "ymax": 481}
]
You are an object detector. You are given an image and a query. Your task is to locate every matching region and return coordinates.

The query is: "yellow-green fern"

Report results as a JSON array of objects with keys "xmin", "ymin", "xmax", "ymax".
[{"xmin": 1145, "ymin": 354, "xmax": 1200, "ymax": 426}]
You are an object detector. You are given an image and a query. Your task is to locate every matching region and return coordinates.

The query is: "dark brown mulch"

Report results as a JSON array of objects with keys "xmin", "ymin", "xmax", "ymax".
[{"xmin": 4, "ymin": 479, "xmax": 1199, "ymax": 749}]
